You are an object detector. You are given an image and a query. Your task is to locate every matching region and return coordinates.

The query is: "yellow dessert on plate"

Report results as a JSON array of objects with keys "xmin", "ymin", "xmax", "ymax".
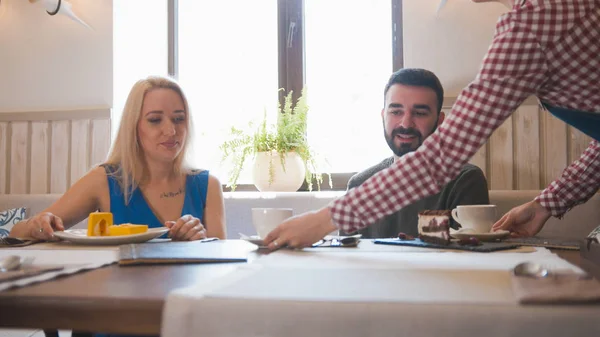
[
  {"xmin": 87, "ymin": 212, "xmax": 148, "ymax": 237},
  {"xmin": 87, "ymin": 212, "xmax": 113, "ymax": 236},
  {"xmin": 107, "ymin": 224, "xmax": 149, "ymax": 236}
]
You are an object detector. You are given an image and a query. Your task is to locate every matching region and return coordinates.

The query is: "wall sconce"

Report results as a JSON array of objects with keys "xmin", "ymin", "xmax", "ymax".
[{"xmin": 29, "ymin": 0, "xmax": 92, "ymax": 29}]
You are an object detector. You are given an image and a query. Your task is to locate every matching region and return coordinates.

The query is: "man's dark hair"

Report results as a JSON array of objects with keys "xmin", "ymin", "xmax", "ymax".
[{"xmin": 383, "ymin": 68, "xmax": 444, "ymax": 113}]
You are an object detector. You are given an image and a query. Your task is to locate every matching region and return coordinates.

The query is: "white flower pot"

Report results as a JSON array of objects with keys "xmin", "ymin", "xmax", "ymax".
[{"xmin": 252, "ymin": 151, "xmax": 306, "ymax": 192}]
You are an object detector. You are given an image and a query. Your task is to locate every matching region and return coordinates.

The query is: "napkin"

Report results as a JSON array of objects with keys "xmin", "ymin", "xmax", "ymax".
[
  {"xmin": 511, "ymin": 273, "xmax": 600, "ymax": 304},
  {"xmin": 0, "ymin": 237, "xmax": 41, "ymax": 248},
  {"xmin": 0, "ymin": 265, "xmax": 65, "ymax": 283}
]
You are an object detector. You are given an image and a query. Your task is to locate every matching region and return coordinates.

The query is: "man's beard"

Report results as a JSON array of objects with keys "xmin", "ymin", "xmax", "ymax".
[{"xmin": 383, "ymin": 122, "xmax": 435, "ymax": 157}]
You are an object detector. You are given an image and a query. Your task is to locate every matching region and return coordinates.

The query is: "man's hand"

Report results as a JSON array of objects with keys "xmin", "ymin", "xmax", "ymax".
[
  {"xmin": 263, "ymin": 207, "xmax": 338, "ymax": 250},
  {"xmin": 492, "ymin": 200, "xmax": 551, "ymax": 237}
]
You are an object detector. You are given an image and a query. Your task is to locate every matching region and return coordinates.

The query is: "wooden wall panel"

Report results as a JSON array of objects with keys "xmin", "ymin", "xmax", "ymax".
[
  {"xmin": 0, "ymin": 108, "xmax": 111, "ymax": 195},
  {"xmin": 90, "ymin": 119, "xmax": 111, "ymax": 168},
  {"xmin": 568, "ymin": 127, "xmax": 593, "ymax": 164},
  {"xmin": 469, "ymin": 144, "xmax": 488, "ymax": 178},
  {"xmin": 9, "ymin": 122, "xmax": 29, "ymax": 194},
  {"xmin": 489, "ymin": 116, "xmax": 514, "ymax": 190},
  {"xmin": 0, "ymin": 106, "xmax": 593, "ymax": 195},
  {"xmin": 70, "ymin": 119, "xmax": 90, "ymax": 184},
  {"xmin": 514, "ymin": 105, "xmax": 540, "ymax": 189},
  {"xmin": 50, "ymin": 121, "xmax": 70, "ymax": 194},
  {"xmin": 0, "ymin": 122, "xmax": 8, "ymax": 194},
  {"xmin": 30, "ymin": 121, "xmax": 50, "ymax": 193},
  {"xmin": 541, "ymin": 113, "xmax": 568, "ymax": 187}
]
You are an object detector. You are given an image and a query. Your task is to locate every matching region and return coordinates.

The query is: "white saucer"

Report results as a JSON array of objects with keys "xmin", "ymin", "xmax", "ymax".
[
  {"xmin": 241, "ymin": 236, "xmax": 267, "ymax": 248},
  {"xmin": 54, "ymin": 227, "xmax": 170, "ymax": 245},
  {"xmin": 450, "ymin": 229, "xmax": 510, "ymax": 242}
]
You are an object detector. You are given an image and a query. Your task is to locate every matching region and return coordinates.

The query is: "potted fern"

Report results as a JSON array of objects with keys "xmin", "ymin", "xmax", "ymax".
[{"xmin": 219, "ymin": 88, "xmax": 330, "ymax": 192}]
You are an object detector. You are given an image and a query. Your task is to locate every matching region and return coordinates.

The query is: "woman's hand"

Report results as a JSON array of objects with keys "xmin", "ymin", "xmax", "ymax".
[
  {"xmin": 492, "ymin": 200, "xmax": 551, "ymax": 237},
  {"xmin": 10, "ymin": 212, "xmax": 65, "ymax": 240},
  {"xmin": 165, "ymin": 214, "xmax": 207, "ymax": 241}
]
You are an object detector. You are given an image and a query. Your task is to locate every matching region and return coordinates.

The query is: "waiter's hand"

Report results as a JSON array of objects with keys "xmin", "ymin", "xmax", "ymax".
[
  {"xmin": 263, "ymin": 207, "xmax": 338, "ymax": 250},
  {"xmin": 492, "ymin": 200, "xmax": 551, "ymax": 237}
]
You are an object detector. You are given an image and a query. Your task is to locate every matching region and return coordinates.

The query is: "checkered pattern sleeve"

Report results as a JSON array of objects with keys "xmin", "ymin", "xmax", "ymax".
[
  {"xmin": 535, "ymin": 140, "xmax": 600, "ymax": 217},
  {"xmin": 329, "ymin": 21, "xmax": 547, "ymax": 233}
]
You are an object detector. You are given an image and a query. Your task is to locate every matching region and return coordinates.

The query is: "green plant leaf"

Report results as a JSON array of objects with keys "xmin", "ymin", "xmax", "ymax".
[{"xmin": 218, "ymin": 87, "xmax": 331, "ymax": 191}]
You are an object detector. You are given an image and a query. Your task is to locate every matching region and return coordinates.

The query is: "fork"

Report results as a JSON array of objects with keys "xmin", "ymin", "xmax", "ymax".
[{"xmin": 0, "ymin": 236, "xmax": 27, "ymax": 246}]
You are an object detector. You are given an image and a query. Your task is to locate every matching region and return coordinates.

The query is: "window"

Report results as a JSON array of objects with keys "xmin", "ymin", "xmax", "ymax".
[
  {"xmin": 305, "ymin": 0, "xmax": 395, "ymax": 174},
  {"xmin": 177, "ymin": 0, "xmax": 279, "ymax": 184},
  {"xmin": 113, "ymin": 0, "xmax": 169, "ymax": 140},
  {"xmin": 113, "ymin": 0, "xmax": 403, "ymax": 190}
]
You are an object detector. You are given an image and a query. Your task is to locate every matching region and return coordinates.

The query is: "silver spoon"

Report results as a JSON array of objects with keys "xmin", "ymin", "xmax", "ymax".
[
  {"xmin": 313, "ymin": 235, "xmax": 361, "ymax": 247},
  {"xmin": 335, "ymin": 236, "xmax": 361, "ymax": 246},
  {"xmin": 0, "ymin": 255, "xmax": 22, "ymax": 272},
  {"xmin": 513, "ymin": 262, "xmax": 591, "ymax": 279}
]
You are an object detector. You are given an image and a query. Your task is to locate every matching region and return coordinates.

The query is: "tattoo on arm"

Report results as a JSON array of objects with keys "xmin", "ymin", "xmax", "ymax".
[{"xmin": 161, "ymin": 188, "xmax": 183, "ymax": 198}]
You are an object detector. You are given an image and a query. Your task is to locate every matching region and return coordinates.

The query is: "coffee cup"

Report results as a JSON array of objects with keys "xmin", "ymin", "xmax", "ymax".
[
  {"xmin": 451, "ymin": 205, "xmax": 497, "ymax": 233},
  {"xmin": 251, "ymin": 208, "xmax": 293, "ymax": 239}
]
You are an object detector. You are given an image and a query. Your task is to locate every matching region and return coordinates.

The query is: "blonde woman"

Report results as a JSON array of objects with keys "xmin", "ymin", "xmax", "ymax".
[{"xmin": 10, "ymin": 76, "xmax": 226, "ymax": 241}]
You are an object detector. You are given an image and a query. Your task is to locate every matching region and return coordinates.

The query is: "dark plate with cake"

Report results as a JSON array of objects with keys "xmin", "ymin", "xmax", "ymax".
[{"xmin": 373, "ymin": 209, "xmax": 519, "ymax": 252}]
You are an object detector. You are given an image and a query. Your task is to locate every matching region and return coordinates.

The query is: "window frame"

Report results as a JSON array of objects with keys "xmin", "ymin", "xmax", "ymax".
[{"xmin": 167, "ymin": 0, "xmax": 403, "ymax": 192}]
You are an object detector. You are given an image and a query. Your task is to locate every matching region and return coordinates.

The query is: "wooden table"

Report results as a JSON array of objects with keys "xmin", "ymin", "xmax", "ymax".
[
  {"xmin": 0, "ymin": 261, "xmax": 246, "ymax": 335},
  {"xmin": 0, "ymin": 249, "xmax": 598, "ymax": 335}
]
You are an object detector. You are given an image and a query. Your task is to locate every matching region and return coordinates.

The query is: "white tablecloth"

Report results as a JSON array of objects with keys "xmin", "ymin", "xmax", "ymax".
[
  {"xmin": 0, "ymin": 243, "xmax": 118, "ymax": 292},
  {"xmin": 162, "ymin": 246, "xmax": 600, "ymax": 337}
]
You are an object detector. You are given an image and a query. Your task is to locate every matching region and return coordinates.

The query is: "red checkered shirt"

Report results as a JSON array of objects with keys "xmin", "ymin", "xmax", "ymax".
[{"xmin": 330, "ymin": 0, "xmax": 600, "ymax": 233}]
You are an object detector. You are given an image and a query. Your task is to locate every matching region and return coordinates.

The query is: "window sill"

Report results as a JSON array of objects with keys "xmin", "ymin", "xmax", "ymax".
[{"xmin": 223, "ymin": 191, "xmax": 345, "ymax": 199}]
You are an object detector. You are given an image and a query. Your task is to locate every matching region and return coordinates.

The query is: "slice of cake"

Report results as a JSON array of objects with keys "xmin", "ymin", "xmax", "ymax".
[
  {"xmin": 108, "ymin": 224, "xmax": 148, "ymax": 236},
  {"xmin": 87, "ymin": 212, "xmax": 113, "ymax": 236},
  {"xmin": 418, "ymin": 210, "xmax": 451, "ymax": 245},
  {"xmin": 87, "ymin": 212, "xmax": 148, "ymax": 237}
]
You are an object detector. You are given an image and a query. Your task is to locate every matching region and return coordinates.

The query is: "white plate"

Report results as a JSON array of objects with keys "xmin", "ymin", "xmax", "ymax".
[
  {"xmin": 450, "ymin": 229, "xmax": 510, "ymax": 242},
  {"xmin": 54, "ymin": 227, "xmax": 170, "ymax": 245}
]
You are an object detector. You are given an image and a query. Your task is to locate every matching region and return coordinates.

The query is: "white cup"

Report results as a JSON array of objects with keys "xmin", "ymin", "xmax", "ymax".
[
  {"xmin": 451, "ymin": 205, "xmax": 497, "ymax": 233},
  {"xmin": 251, "ymin": 208, "xmax": 293, "ymax": 239}
]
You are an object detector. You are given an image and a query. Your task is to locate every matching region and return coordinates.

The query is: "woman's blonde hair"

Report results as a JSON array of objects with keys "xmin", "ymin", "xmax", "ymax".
[{"xmin": 105, "ymin": 76, "xmax": 193, "ymax": 203}]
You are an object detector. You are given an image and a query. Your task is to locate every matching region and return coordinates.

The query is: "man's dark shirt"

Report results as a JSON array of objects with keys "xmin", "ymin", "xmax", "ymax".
[{"xmin": 342, "ymin": 157, "xmax": 489, "ymax": 238}]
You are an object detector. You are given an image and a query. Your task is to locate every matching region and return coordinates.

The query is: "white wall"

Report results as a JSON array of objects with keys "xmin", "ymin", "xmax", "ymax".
[
  {"xmin": 0, "ymin": 0, "xmax": 113, "ymax": 112},
  {"xmin": 403, "ymin": 0, "xmax": 508, "ymax": 96}
]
